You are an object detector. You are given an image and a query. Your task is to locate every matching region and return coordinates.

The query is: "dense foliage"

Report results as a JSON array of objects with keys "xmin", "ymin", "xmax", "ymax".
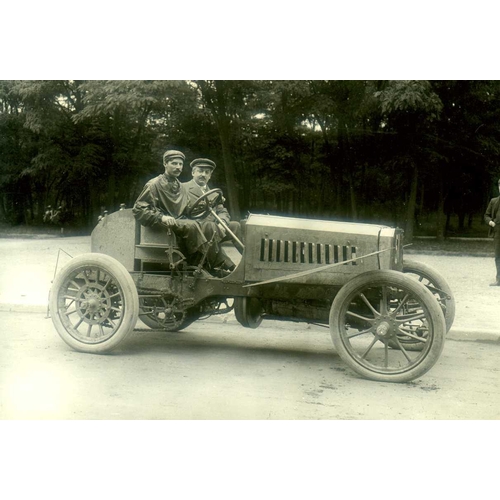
[{"xmin": 1, "ymin": 80, "xmax": 499, "ymax": 239}]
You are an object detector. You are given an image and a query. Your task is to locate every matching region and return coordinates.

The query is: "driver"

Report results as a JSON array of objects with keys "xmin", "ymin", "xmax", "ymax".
[
  {"xmin": 132, "ymin": 150, "xmax": 231, "ymax": 275},
  {"xmin": 183, "ymin": 158, "xmax": 240, "ymax": 273}
]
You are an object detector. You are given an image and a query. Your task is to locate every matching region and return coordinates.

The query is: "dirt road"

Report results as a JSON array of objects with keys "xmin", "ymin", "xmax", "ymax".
[
  {"xmin": 1, "ymin": 236, "xmax": 499, "ymax": 419},
  {"xmin": 1, "ymin": 309, "xmax": 500, "ymax": 419}
]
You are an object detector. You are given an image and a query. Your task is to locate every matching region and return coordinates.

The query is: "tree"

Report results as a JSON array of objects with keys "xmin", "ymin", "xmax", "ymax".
[
  {"xmin": 194, "ymin": 80, "xmax": 260, "ymax": 218},
  {"xmin": 308, "ymin": 80, "xmax": 374, "ymax": 219},
  {"xmin": 73, "ymin": 80, "xmax": 189, "ymax": 218},
  {"xmin": 430, "ymin": 81, "xmax": 500, "ymax": 237},
  {"xmin": 3, "ymin": 79, "xmax": 500, "ymax": 238},
  {"xmin": 2, "ymin": 80, "xmax": 75, "ymax": 224},
  {"xmin": 375, "ymin": 81, "xmax": 443, "ymax": 242}
]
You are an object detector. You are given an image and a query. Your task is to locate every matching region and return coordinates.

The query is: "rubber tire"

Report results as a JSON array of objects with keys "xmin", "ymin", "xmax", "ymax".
[
  {"xmin": 49, "ymin": 253, "xmax": 139, "ymax": 353},
  {"xmin": 329, "ymin": 270, "xmax": 446, "ymax": 383},
  {"xmin": 139, "ymin": 313, "xmax": 164, "ymax": 330},
  {"xmin": 234, "ymin": 297, "xmax": 263, "ymax": 328},
  {"xmin": 139, "ymin": 305, "xmax": 198, "ymax": 332},
  {"xmin": 403, "ymin": 259, "xmax": 455, "ymax": 332}
]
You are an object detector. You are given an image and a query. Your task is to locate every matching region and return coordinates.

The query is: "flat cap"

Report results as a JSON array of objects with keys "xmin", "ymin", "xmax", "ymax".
[
  {"xmin": 190, "ymin": 158, "xmax": 216, "ymax": 170},
  {"xmin": 163, "ymin": 150, "xmax": 185, "ymax": 162}
]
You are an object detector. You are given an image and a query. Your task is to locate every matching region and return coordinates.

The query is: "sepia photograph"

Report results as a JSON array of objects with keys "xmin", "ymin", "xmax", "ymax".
[
  {"xmin": 1, "ymin": 2, "xmax": 499, "ymax": 498},
  {"xmin": 1, "ymin": 78, "xmax": 499, "ymax": 420}
]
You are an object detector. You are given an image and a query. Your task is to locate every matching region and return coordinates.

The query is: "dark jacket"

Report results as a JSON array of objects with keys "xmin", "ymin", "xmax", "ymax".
[
  {"xmin": 484, "ymin": 196, "xmax": 500, "ymax": 237},
  {"xmin": 133, "ymin": 174, "xmax": 190, "ymax": 227},
  {"xmin": 183, "ymin": 179, "xmax": 231, "ymax": 225}
]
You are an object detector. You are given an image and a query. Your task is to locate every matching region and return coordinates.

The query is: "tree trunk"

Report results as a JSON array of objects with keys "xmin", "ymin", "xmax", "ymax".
[
  {"xmin": 316, "ymin": 117, "xmax": 338, "ymax": 213},
  {"xmin": 436, "ymin": 174, "xmax": 446, "ymax": 241},
  {"xmin": 107, "ymin": 172, "xmax": 116, "ymax": 212},
  {"xmin": 89, "ymin": 180, "xmax": 100, "ymax": 227},
  {"xmin": 336, "ymin": 117, "xmax": 351, "ymax": 217},
  {"xmin": 458, "ymin": 211, "xmax": 466, "ymax": 230},
  {"xmin": 36, "ymin": 191, "xmax": 45, "ymax": 224},
  {"xmin": 445, "ymin": 211, "xmax": 452, "ymax": 233},
  {"xmin": 0, "ymin": 193, "xmax": 7, "ymax": 222},
  {"xmin": 418, "ymin": 181, "xmax": 425, "ymax": 223},
  {"xmin": 26, "ymin": 181, "xmax": 34, "ymax": 223},
  {"xmin": 405, "ymin": 164, "xmax": 418, "ymax": 243},
  {"xmin": 217, "ymin": 116, "xmax": 241, "ymax": 218},
  {"xmin": 468, "ymin": 213, "xmax": 473, "ymax": 228},
  {"xmin": 348, "ymin": 168, "xmax": 357, "ymax": 220},
  {"xmin": 209, "ymin": 81, "xmax": 241, "ymax": 219}
]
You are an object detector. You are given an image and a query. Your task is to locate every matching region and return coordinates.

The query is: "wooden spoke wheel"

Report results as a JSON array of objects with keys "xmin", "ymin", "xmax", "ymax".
[
  {"xmin": 139, "ymin": 295, "xmax": 196, "ymax": 332},
  {"xmin": 49, "ymin": 253, "xmax": 139, "ymax": 353},
  {"xmin": 329, "ymin": 270, "xmax": 446, "ymax": 383}
]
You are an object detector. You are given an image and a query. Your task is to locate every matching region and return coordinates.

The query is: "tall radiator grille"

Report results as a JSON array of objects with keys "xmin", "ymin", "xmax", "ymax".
[{"xmin": 259, "ymin": 238, "xmax": 357, "ymax": 265}]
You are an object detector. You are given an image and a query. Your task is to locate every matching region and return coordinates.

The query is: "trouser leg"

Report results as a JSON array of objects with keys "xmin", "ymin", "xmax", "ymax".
[
  {"xmin": 200, "ymin": 221, "xmax": 235, "ymax": 269},
  {"xmin": 172, "ymin": 220, "xmax": 207, "ymax": 255},
  {"xmin": 494, "ymin": 232, "xmax": 500, "ymax": 280},
  {"xmin": 220, "ymin": 221, "xmax": 243, "ymax": 254},
  {"xmin": 221, "ymin": 221, "xmax": 242, "ymax": 241}
]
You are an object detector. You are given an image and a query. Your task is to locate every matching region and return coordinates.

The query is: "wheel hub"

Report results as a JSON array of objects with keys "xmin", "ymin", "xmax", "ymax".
[
  {"xmin": 376, "ymin": 321, "xmax": 390, "ymax": 337},
  {"xmin": 139, "ymin": 294, "xmax": 187, "ymax": 330},
  {"xmin": 54, "ymin": 262, "xmax": 131, "ymax": 347},
  {"xmin": 374, "ymin": 317, "xmax": 398, "ymax": 339},
  {"xmin": 76, "ymin": 285, "xmax": 114, "ymax": 324},
  {"xmin": 83, "ymin": 296, "xmax": 101, "ymax": 312}
]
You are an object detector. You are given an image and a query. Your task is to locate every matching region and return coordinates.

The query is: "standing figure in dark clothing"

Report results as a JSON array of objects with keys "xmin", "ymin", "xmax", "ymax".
[
  {"xmin": 484, "ymin": 178, "xmax": 500, "ymax": 286},
  {"xmin": 183, "ymin": 158, "xmax": 241, "ymax": 272}
]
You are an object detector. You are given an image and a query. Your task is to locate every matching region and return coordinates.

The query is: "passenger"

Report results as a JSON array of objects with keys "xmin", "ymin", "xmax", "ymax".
[
  {"xmin": 183, "ymin": 158, "xmax": 242, "ymax": 272},
  {"xmin": 132, "ymin": 150, "xmax": 231, "ymax": 276}
]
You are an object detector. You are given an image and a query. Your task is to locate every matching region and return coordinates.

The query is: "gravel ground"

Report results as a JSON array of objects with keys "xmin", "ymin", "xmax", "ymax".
[
  {"xmin": 0, "ymin": 236, "xmax": 499, "ymax": 337},
  {"xmin": 405, "ymin": 249, "xmax": 500, "ymax": 335},
  {"xmin": 1, "ymin": 236, "xmax": 499, "ymax": 423}
]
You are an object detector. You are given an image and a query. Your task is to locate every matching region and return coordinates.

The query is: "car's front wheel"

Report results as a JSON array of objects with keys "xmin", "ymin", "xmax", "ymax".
[
  {"xmin": 49, "ymin": 253, "xmax": 139, "ymax": 353},
  {"xmin": 329, "ymin": 270, "xmax": 446, "ymax": 383}
]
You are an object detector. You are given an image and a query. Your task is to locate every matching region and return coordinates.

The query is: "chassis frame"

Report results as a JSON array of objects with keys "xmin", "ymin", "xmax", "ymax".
[{"xmin": 49, "ymin": 203, "xmax": 455, "ymax": 383}]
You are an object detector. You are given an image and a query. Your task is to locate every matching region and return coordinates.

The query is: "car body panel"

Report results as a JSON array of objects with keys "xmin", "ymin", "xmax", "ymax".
[
  {"xmin": 243, "ymin": 213, "xmax": 402, "ymax": 285},
  {"xmin": 90, "ymin": 209, "xmax": 403, "ymax": 296}
]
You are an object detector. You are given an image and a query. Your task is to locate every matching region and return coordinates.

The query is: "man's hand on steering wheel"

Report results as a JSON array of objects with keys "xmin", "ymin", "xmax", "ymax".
[{"xmin": 186, "ymin": 188, "xmax": 224, "ymax": 220}]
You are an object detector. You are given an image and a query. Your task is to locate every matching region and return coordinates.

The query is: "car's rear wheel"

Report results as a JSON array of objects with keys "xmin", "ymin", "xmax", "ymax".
[
  {"xmin": 139, "ymin": 295, "xmax": 197, "ymax": 332},
  {"xmin": 403, "ymin": 259, "xmax": 455, "ymax": 332},
  {"xmin": 329, "ymin": 270, "xmax": 446, "ymax": 383},
  {"xmin": 49, "ymin": 253, "xmax": 139, "ymax": 353},
  {"xmin": 387, "ymin": 259, "xmax": 456, "ymax": 351}
]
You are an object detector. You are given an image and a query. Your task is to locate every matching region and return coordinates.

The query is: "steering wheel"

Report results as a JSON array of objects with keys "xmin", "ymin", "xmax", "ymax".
[{"xmin": 186, "ymin": 188, "xmax": 224, "ymax": 220}]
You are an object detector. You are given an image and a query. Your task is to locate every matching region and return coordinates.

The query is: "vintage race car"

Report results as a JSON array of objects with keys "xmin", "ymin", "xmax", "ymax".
[{"xmin": 49, "ymin": 189, "xmax": 455, "ymax": 383}]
